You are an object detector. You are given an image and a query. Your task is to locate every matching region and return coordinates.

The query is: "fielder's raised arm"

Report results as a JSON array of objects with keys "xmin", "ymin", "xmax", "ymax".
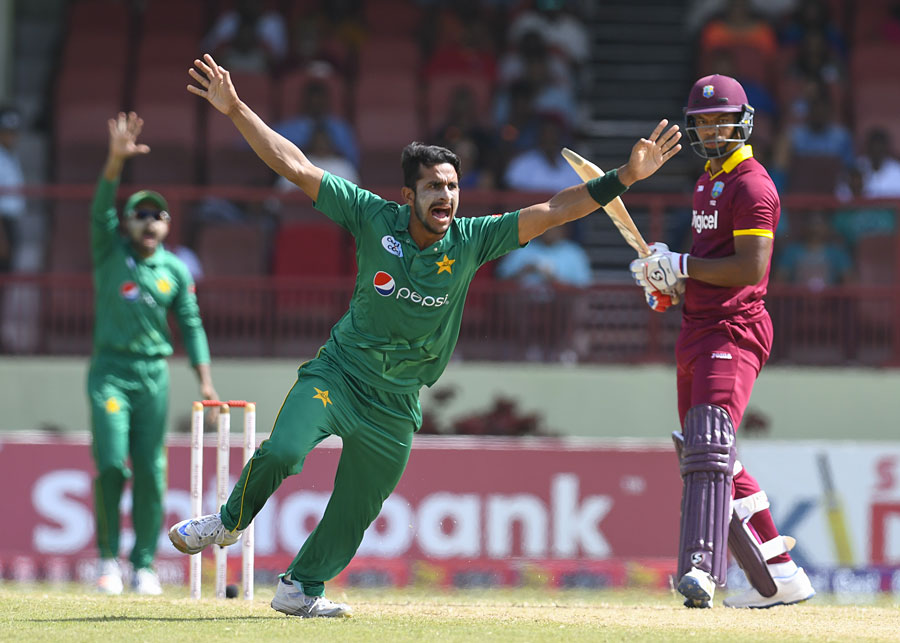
[
  {"xmin": 188, "ymin": 53, "xmax": 325, "ymax": 199},
  {"xmin": 516, "ymin": 119, "xmax": 681, "ymax": 245}
]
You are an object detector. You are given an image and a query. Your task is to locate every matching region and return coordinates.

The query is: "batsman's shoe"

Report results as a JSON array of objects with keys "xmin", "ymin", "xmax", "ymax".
[
  {"xmin": 96, "ymin": 558, "xmax": 123, "ymax": 595},
  {"xmin": 132, "ymin": 567, "xmax": 163, "ymax": 595},
  {"xmin": 677, "ymin": 567, "xmax": 716, "ymax": 608},
  {"xmin": 723, "ymin": 567, "xmax": 815, "ymax": 608},
  {"xmin": 168, "ymin": 513, "xmax": 243, "ymax": 555},
  {"xmin": 271, "ymin": 576, "xmax": 352, "ymax": 618}
]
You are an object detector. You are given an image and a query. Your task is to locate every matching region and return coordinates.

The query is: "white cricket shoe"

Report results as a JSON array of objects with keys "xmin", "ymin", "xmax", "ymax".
[
  {"xmin": 96, "ymin": 559, "xmax": 124, "ymax": 595},
  {"xmin": 168, "ymin": 513, "xmax": 243, "ymax": 555},
  {"xmin": 677, "ymin": 567, "xmax": 716, "ymax": 608},
  {"xmin": 132, "ymin": 567, "xmax": 163, "ymax": 595},
  {"xmin": 270, "ymin": 576, "xmax": 352, "ymax": 618},
  {"xmin": 723, "ymin": 567, "xmax": 815, "ymax": 608}
]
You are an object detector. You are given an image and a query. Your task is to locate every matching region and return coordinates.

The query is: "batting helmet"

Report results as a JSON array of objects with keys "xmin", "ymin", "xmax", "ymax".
[{"xmin": 683, "ymin": 74, "xmax": 754, "ymax": 159}]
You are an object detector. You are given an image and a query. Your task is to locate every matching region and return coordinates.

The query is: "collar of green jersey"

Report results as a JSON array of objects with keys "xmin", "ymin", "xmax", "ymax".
[{"xmin": 125, "ymin": 237, "xmax": 163, "ymax": 265}]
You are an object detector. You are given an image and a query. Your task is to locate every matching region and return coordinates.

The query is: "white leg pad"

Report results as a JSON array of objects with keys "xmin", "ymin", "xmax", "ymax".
[
  {"xmin": 758, "ymin": 535, "xmax": 792, "ymax": 561},
  {"xmin": 733, "ymin": 490, "xmax": 769, "ymax": 521}
]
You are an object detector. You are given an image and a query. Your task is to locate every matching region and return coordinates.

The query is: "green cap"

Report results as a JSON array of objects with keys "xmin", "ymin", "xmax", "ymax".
[{"xmin": 124, "ymin": 190, "xmax": 169, "ymax": 216}]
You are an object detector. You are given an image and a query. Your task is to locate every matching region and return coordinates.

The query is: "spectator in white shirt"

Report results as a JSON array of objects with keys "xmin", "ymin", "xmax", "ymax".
[
  {"xmin": 503, "ymin": 113, "xmax": 580, "ymax": 192},
  {"xmin": 857, "ymin": 127, "xmax": 900, "ymax": 198}
]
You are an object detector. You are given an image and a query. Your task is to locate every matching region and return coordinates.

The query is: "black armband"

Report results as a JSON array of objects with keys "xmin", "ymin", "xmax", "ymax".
[{"xmin": 586, "ymin": 169, "xmax": 628, "ymax": 206}]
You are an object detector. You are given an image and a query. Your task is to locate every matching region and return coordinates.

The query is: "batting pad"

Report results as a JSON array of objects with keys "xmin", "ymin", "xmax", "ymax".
[{"xmin": 677, "ymin": 404, "xmax": 736, "ymax": 586}]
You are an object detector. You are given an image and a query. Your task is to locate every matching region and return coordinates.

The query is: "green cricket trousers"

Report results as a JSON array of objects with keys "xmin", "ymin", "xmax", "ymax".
[
  {"xmin": 221, "ymin": 351, "xmax": 417, "ymax": 597},
  {"xmin": 88, "ymin": 353, "xmax": 169, "ymax": 570}
]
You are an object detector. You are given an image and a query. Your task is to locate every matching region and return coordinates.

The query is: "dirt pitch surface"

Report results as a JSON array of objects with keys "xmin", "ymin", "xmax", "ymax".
[{"xmin": 3, "ymin": 584, "xmax": 898, "ymax": 642}]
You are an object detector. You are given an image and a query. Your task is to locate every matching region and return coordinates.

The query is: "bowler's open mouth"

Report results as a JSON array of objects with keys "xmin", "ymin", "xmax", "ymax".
[{"xmin": 431, "ymin": 205, "xmax": 452, "ymax": 221}]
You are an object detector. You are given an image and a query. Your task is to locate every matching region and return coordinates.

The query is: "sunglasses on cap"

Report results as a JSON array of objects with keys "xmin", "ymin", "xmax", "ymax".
[{"xmin": 128, "ymin": 208, "xmax": 171, "ymax": 222}]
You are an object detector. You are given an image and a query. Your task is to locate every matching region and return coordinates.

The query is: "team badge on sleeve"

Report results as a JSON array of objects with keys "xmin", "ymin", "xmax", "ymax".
[{"xmin": 381, "ymin": 235, "xmax": 403, "ymax": 257}]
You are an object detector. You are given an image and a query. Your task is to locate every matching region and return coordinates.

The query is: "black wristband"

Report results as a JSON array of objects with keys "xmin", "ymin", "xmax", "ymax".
[{"xmin": 586, "ymin": 169, "xmax": 628, "ymax": 206}]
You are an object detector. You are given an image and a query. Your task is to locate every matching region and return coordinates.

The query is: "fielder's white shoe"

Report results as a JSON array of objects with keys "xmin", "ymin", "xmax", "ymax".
[
  {"xmin": 677, "ymin": 567, "xmax": 716, "ymax": 608},
  {"xmin": 723, "ymin": 567, "xmax": 815, "ymax": 608},
  {"xmin": 168, "ymin": 513, "xmax": 243, "ymax": 555},
  {"xmin": 132, "ymin": 567, "xmax": 163, "ymax": 595},
  {"xmin": 271, "ymin": 575, "xmax": 352, "ymax": 618},
  {"xmin": 96, "ymin": 559, "xmax": 124, "ymax": 595}
]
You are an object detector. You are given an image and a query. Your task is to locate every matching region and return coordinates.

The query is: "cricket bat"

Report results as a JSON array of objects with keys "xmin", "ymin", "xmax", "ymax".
[
  {"xmin": 816, "ymin": 451, "xmax": 854, "ymax": 566},
  {"xmin": 561, "ymin": 147, "xmax": 652, "ymax": 258}
]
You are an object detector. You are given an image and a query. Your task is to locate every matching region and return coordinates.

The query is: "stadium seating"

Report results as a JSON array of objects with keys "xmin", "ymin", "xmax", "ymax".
[
  {"xmin": 194, "ymin": 221, "xmax": 270, "ymax": 355},
  {"xmin": 851, "ymin": 0, "xmax": 898, "ymax": 43},
  {"xmin": 205, "ymin": 145, "xmax": 276, "ymax": 186},
  {"xmin": 203, "ymin": 72, "xmax": 275, "ymax": 185},
  {"xmin": 359, "ymin": 149, "xmax": 403, "ymax": 189},
  {"xmin": 354, "ymin": 74, "xmax": 420, "ymax": 149},
  {"xmin": 362, "ymin": 0, "xmax": 422, "ymax": 39},
  {"xmin": 849, "ymin": 42, "xmax": 900, "ymax": 85},
  {"xmin": 47, "ymin": 202, "xmax": 92, "ymax": 273},
  {"xmin": 277, "ymin": 67, "xmax": 348, "ymax": 120},
  {"xmin": 424, "ymin": 74, "xmax": 493, "ymax": 133},
  {"xmin": 786, "ymin": 156, "xmax": 844, "ymax": 194},
  {"xmin": 140, "ymin": 0, "xmax": 205, "ymax": 36},
  {"xmin": 43, "ymin": 203, "xmax": 94, "ymax": 353},
  {"xmin": 357, "ymin": 38, "xmax": 420, "ymax": 75},
  {"xmin": 137, "ymin": 32, "xmax": 203, "ymax": 69},
  {"xmin": 855, "ymin": 234, "xmax": 897, "ymax": 364},
  {"xmin": 270, "ymin": 219, "xmax": 355, "ymax": 355},
  {"xmin": 127, "ymin": 101, "xmax": 200, "ymax": 185},
  {"xmin": 272, "ymin": 219, "xmax": 353, "ymax": 278},
  {"xmin": 195, "ymin": 221, "xmax": 270, "ymax": 278},
  {"xmin": 66, "ymin": 0, "xmax": 129, "ymax": 33}
]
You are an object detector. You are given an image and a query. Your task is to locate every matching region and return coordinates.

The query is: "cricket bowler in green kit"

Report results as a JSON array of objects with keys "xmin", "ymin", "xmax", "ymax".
[
  {"xmin": 169, "ymin": 53, "xmax": 682, "ymax": 617},
  {"xmin": 91, "ymin": 112, "xmax": 219, "ymax": 595}
]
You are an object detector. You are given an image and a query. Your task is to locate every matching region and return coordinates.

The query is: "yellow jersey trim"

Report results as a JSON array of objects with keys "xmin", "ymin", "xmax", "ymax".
[
  {"xmin": 733, "ymin": 228, "xmax": 774, "ymax": 239},
  {"xmin": 705, "ymin": 145, "xmax": 754, "ymax": 179}
]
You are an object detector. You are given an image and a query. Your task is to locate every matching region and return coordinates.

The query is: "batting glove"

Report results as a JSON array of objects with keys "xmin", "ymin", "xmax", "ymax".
[
  {"xmin": 644, "ymin": 288, "xmax": 677, "ymax": 312},
  {"xmin": 629, "ymin": 242, "xmax": 689, "ymax": 292}
]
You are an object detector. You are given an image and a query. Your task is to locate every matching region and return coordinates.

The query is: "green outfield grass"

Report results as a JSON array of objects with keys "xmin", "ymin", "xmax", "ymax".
[{"xmin": 2, "ymin": 584, "xmax": 899, "ymax": 642}]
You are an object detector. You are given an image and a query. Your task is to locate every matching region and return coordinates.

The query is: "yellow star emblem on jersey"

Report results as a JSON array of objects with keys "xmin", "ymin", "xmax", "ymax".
[
  {"xmin": 156, "ymin": 278, "xmax": 171, "ymax": 294},
  {"xmin": 105, "ymin": 397, "xmax": 120, "ymax": 414},
  {"xmin": 313, "ymin": 387, "xmax": 332, "ymax": 407},
  {"xmin": 436, "ymin": 254, "xmax": 455, "ymax": 274}
]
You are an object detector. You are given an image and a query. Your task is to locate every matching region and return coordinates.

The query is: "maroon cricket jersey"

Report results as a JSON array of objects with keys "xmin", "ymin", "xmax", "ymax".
[{"xmin": 683, "ymin": 145, "xmax": 779, "ymax": 324}]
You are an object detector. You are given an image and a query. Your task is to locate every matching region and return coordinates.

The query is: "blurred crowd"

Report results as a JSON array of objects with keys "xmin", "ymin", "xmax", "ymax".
[
  {"xmin": 195, "ymin": 0, "xmax": 589, "ymax": 192},
  {"xmin": 0, "ymin": 0, "xmax": 898, "ymax": 337}
]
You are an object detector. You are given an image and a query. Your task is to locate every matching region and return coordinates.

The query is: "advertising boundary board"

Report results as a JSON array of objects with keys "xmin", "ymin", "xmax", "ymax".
[{"xmin": 2, "ymin": 433, "xmax": 899, "ymax": 596}]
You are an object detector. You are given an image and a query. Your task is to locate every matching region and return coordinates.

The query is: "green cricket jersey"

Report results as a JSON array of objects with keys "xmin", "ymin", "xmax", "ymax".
[
  {"xmin": 90, "ymin": 177, "xmax": 210, "ymax": 365},
  {"xmin": 314, "ymin": 172, "xmax": 522, "ymax": 393}
]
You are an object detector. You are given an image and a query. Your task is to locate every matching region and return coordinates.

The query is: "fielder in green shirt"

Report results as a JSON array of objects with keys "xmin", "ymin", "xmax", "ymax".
[
  {"xmin": 170, "ymin": 54, "xmax": 682, "ymax": 617},
  {"xmin": 91, "ymin": 112, "xmax": 219, "ymax": 596}
]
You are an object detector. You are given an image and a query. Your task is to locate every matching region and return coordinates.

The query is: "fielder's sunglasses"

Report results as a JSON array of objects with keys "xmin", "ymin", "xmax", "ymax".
[{"xmin": 129, "ymin": 208, "xmax": 171, "ymax": 222}]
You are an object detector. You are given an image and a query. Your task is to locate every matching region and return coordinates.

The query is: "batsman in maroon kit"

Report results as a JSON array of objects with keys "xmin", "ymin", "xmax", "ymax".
[{"xmin": 630, "ymin": 74, "xmax": 816, "ymax": 608}]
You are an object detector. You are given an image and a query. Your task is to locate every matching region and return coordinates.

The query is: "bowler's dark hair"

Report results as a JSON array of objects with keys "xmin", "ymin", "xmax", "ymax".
[{"xmin": 401, "ymin": 142, "xmax": 461, "ymax": 190}]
